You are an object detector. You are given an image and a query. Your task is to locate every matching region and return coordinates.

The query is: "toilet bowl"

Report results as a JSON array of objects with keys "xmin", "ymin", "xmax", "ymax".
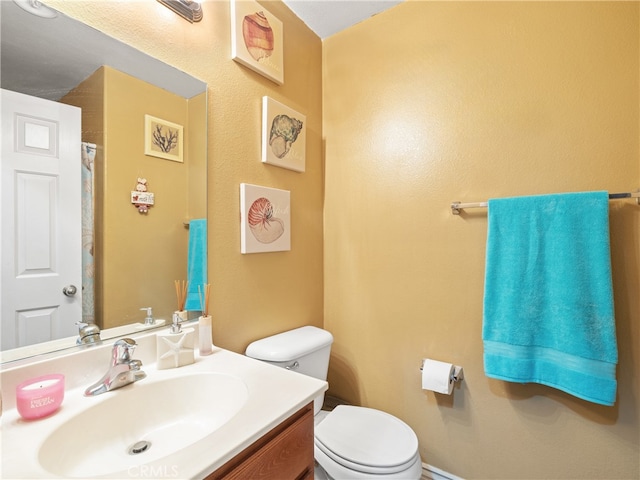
[
  {"xmin": 315, "ymin": 405, "xmax": 422, "ymax": 479},
  {"xmin": 245, "ymin": 326, "xmax": 422, "ymax": 480}
]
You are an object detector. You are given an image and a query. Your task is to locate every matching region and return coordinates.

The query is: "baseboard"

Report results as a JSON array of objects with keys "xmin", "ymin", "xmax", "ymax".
[{"xmin": 422, "ymin": 463, "xmax": 464, "ymax": 480}]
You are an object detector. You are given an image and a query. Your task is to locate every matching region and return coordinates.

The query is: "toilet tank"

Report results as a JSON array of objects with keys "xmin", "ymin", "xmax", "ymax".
[{"xmin": 245, "ymin": 326, "xmax": 333, "ymax": 414}]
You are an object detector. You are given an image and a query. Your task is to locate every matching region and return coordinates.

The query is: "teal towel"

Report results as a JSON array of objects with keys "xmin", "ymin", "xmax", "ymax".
[
  {"xmin": 185, "ymin": 219, "xmax": 207, "ymax": 311},
  {"xmin": 483, "ymin": 191, "xmax": 618, "ymax": 406}
]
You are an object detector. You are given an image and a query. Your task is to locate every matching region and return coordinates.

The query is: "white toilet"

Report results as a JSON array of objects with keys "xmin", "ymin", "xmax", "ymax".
[{"xmin": 245, "ymin": 326, "xmax": 423, "ymax": 480}]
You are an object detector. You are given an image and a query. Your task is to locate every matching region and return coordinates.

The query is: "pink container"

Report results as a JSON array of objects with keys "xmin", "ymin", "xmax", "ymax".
[{"xmin": 16, "ymin": 374, "xmax": 65, "ymax": 420}]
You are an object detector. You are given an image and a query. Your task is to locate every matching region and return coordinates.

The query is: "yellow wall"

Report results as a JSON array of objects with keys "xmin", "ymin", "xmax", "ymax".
[
  {"xmin": 102, "ymin": 66, "xmax": 192, "ymax": 327},
  {"xmin": 188, "ymin": 92, "xmax": 207, "ymax": 219},
  {"xmin": 323, "ymin": 1, "xmax": 639, "ymax": 479},
  {"xmin": 63, "ymin": 66, "xmax": 202, "ymax": 327},
  {"xmin": 49, "ymin": 0, "xmax": 324, "ymax": 348}
]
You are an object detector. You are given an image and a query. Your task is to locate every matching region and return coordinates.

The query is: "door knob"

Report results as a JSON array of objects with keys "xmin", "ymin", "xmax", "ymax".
[{"xmin": 63, "ymin": 285, "xmax": 78, "ymax": 297}]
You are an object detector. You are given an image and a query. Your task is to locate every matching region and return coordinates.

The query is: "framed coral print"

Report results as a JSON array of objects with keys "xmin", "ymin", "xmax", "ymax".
[
  {"xmin": 144, "ymin": 114, "xmax": 183, "ymax": 162},
  {"xmin": 262, "ymin": 96, "xmax": 306, "ymax": 172},
  {"xmin": 240, "ymin": 183, "xmax": 291, "ymax": 254},
  {"xmin": 231, "ymin": 0, "xmax": 284, "ymax": 85}
]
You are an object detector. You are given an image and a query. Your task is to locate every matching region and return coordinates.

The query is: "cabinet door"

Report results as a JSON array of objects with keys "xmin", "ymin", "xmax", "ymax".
[{"xmin": 209, "ymin": 403, "xmax": 314, "ymax": 480}]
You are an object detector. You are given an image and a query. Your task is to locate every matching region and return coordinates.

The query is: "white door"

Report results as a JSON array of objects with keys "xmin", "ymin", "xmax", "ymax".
[{"xmin": 1, "ymin": 89, "xmax": 82, "ymax": 350}]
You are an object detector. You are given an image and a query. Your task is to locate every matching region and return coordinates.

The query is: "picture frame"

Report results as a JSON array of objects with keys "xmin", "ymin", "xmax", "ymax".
[
  {"xmin": 262, "ymin": 96, "xmax": 306, "ymax": 172},
  {"xmin": 231, "ymin": 0, "xmax": 284, "ymax": 85},
  {"xmin": 144, "ymin": 114, "xmax": 184, "ymax": 163},
  {"xmin": 240, "ymin": 183, "xmax": 291, "ymax": 254}
]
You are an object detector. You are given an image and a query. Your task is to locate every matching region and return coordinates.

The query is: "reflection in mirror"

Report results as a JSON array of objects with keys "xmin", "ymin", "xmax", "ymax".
[{"xmin": 1, "ymin": 1, "xmax": 207, "ymax": 363}]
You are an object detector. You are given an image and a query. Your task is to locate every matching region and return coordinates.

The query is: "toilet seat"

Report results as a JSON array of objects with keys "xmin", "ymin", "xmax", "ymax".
[{"xmin": 314, "ymin": 405, "xmax": 419, "ymax": 475}]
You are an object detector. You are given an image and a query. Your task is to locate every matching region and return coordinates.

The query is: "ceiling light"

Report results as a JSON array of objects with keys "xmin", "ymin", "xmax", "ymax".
[
  {"xmin": 13, "ymin": 0, "xmax": 57, "ymax": 19},
  {"xmin": 156, "ymin": 0, "xmax": 203, "ymax": 23}
]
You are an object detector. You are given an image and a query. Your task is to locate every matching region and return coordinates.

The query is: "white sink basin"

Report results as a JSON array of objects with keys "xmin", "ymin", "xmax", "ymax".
[{"xmin": 38, "ymin": 372, "xmax": 248, "ymax": 478}]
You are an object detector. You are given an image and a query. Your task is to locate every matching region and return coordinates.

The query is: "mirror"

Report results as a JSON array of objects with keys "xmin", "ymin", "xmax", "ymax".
[{"xmin": 1, "ymin": 1, "xmax": 207, "ymax": 362}]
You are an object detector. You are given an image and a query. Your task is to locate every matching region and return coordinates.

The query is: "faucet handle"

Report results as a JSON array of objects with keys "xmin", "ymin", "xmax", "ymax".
[
  {"xmin": 112, "ymin": 338, "xmax": 137, "ymax": 363},
  {"xmin": 129, "ymin": 359, "xmax": 143, "ymax": 371}
]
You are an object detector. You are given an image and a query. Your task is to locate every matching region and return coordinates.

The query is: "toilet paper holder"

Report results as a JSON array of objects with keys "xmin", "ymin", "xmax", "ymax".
[{"xmin": 420, "ymin": 360, "xmax": 464, "ymax": 383}]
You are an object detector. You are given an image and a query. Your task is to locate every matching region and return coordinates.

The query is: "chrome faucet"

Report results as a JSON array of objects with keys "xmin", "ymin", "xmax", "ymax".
[
  {"xmin": 140, "ymin": 307, "xmax": 155, "ymax": 326},
  {"xmin": 84, "ymin": 338, "xmax": 146, "ymax": 396},
  {"xmin": 76, "ymin": 321, "xmax": 102, "ymax": 346}
]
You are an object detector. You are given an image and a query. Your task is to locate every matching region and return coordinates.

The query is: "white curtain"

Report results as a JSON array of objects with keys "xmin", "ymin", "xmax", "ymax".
[{"xmin": 81, "ymin": 142, "xmax": 96, "ymax": 323}]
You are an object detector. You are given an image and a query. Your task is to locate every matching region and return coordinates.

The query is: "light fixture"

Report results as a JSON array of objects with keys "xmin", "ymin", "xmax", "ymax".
[
  {"xmin": 13, "ymin": 0, "xmax": 57, "ymax": 19},
  {"xmin": 156, "ymin": 0, "xmax": 203, "ymax": 23}
]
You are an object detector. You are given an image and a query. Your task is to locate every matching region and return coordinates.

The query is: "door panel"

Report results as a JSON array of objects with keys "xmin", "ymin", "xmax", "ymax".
[{"xmin": 1, "ymin": 88, "xmax": 82, "ymax": 349}]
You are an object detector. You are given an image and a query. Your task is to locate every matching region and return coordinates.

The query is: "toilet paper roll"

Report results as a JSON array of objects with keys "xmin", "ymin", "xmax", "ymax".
[{"xmin": 421, "ymin": 359, "xmax": 455, "ymax": 395}]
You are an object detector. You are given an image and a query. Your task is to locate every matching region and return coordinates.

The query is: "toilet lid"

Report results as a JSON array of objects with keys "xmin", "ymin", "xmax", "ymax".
[{"xmin": 314, "ymin": 405, "xmax": 419, "ymax": 474}]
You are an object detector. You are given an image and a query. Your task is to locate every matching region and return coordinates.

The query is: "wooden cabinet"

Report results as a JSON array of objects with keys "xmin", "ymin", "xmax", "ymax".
[{"xmin": 207, "ymin": 402, "xmax": 314, "ymax": 480}]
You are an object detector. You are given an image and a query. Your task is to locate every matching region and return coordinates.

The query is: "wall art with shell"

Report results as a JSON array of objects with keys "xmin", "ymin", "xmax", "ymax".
[
  {"xmin": 262, "ymin": 96, "xmax": 306, "ymax": 172},
  {"xmin": 230, "ymin": 0, "xmax": 284, "ymax": 85},
  {"xmin": 240, "ymin": 183, "xmax": 291, "ymax": 254}
]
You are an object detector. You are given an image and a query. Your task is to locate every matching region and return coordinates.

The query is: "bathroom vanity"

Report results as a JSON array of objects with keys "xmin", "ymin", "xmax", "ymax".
[
  {"xmin": 0, "ymin": 324, "xmax": 325, "ymax": 479},
  {"xmin": 208, "ymin": 402, "xmax": 314, "ymax": 479}
]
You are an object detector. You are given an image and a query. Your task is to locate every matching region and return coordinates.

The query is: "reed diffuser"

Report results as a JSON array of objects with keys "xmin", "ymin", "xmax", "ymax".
[
  {"xmin": 198, "ymin": 284, "xmax": 213, "ymax": 356},
  {"xmin": 174, "ymin": 280, "xmax": 188, "ymax": 322}
]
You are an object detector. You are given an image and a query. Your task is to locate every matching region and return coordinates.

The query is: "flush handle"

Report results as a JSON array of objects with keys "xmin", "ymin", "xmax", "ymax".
[{"xmin": 285, "ymin": 361, "xmax": 299, "ymax": 371}]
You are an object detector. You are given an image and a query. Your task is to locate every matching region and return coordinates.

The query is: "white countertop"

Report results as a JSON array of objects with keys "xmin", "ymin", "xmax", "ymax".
[{"xmin": 1, "ymin": 328, "xmax": 327, "ymax": 479}]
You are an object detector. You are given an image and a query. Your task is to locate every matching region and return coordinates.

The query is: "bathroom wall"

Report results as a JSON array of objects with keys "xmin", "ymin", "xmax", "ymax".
[
  {"xmin": 62, "ymin": 66, "xmax": 197, "ymax": 327},
  {"xmin": 102, "ymin": 66, "xmax": 192, "ymax": 327},
  {"xmin": 187, "ymin": 92, "xmax": 208, "ymax": 220},
  {"xmin": 323, "ymin": 2, "xmax": 639, "ymax": 479},
  {"xmin": 49, "ymin": 0, "xmax": 324, "ymax": 347}
]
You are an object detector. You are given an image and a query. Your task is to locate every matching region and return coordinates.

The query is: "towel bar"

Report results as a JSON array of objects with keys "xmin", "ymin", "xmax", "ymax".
[{"xmin": 451, "ymin": 190, "xmax": 640, "ymax": 215}]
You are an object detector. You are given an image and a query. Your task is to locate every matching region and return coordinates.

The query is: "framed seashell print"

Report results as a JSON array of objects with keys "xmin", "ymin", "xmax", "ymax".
[
  {"xmin": 262, "ymin": 96, "xmax": 306, "ymax": 172},
  {"xmin": 240, "ymin": 183, "xmax": 291, "ymax": 254},
  {"xmin": 231, "ymin": 0, "xmax": 284, "ymax": 85}
]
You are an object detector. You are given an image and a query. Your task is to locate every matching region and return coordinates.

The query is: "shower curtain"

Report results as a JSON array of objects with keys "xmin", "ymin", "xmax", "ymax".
[{"xmin": 81, "ymin": 142, "xmax": 96, "ymax": 323}]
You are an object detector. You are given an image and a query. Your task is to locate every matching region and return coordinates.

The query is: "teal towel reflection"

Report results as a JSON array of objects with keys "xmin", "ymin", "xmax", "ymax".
[{"xmin": 185, "ymin": 219, "xmax": 207, "ymax": 311}]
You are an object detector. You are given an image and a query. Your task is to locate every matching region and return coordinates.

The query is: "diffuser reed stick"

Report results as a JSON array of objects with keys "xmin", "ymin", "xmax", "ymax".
[
  {"xmin": 174, "ymin": 280, "xmax": 188, "ymax": 311},
  {"xmin": 198, "ymin": 283, "xmax": 213, "ymax": 355},
  {"xmin": 198, "ymin": 284, "xmax": 211, "ymax": 317}
]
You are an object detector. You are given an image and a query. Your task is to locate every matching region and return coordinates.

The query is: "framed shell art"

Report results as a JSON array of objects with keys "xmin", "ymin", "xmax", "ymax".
[
  {"xmin": 230, "ymin": 0, "xmax": 284, "ymax": 85},
  {"xmin": 240, "ymin": 183, "xmax": 291, "ymax": 254},
  {"xmin": 262, "ymin": 96, "xmax": 306, "ymax": 172},
  {"xmin": 144, "ymin": 115, "xmax": 183, "ymax": 162}
]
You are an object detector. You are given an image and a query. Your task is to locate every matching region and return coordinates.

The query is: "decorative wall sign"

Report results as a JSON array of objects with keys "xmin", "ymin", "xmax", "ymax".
[
  {"xmin": 240, "ymin": 183, "xmax": 290, "ymax": 254},
  {"xmin": 231, "ymin": 0, "xmax": 284, "ymax": 85},
  {"xmin": 131, "ymin": 177, "xmax": 154, "ymax": 214},
  {"xmin": 144, "ymin": 114, "xmax": 183, "ymax": 162},
  {"xmin": 262, "ymin": 96, "xmax": 306, "ymax": 172}
]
